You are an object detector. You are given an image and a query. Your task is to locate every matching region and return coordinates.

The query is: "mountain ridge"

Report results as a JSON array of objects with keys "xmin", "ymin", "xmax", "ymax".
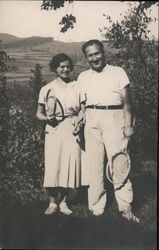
[{"xmin": 0, "ymin": 33, "xmax": 119, "ymax": 64}]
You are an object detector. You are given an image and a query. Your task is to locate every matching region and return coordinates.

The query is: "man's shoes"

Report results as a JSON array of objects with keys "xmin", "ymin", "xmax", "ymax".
[
  {"xmin": 44, "ymin": 203, "xmax": 58, "ymax": 215},
  {"xmin": 121, "ymin": 210, "xmax": 140, "ymax": 223},
  {"xmin": 59, "ymin": 202, "xmax": 72, "ymax": 215},
  {"xmin": 92, "ymin": 208, "xmax": 105, "ymax": 216}
]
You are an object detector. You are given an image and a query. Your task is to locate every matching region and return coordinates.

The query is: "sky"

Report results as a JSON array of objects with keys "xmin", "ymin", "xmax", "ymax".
[{"xmin": 0, "ymin": 0, "xmax": 158, "ymax": 42}]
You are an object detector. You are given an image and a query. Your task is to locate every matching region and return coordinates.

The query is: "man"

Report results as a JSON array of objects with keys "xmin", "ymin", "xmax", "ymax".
[{"xmin": 77, "ymin": 39, "xmax": 139, "ymax": 223}]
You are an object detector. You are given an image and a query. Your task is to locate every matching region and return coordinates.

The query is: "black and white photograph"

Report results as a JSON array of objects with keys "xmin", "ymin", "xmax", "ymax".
[{"xmin": 0, "ymin": 1, "xmax": 158, "ymax": 249}]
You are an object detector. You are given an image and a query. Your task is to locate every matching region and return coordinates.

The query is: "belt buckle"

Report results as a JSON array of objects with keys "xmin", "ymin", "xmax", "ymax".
[
  {"xmin": 94, "ymin": 105, "xmax": 96, "ymax": 109},
  {"xmin": 106, "ymin": 105, "xmax": 109, "ymax": 110}
]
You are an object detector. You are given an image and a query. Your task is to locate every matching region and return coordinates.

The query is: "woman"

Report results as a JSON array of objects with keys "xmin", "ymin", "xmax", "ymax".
[{"xmin": 36, "ymin": 53, "xmax": 86, "ymax": 215}]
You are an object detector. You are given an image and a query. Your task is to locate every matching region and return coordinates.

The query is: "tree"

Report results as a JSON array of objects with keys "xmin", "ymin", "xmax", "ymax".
[
  {"xmin": 100, "ymin": 1, "xmax": 158, "ymax": 159},
  {"xmin": 41, "ymin": 0, "xmax": 76, "ymax": 32},
  {"xmin": 0, "ymin": 43, "xmax": 9, "ymax": 168},
  {"xmin": 0, "ymin": 41, "xmax": 20, "ymax": 169},
  {"xmin": 29, "ymin": 64, "xmax": 45, "ymax": 100}
]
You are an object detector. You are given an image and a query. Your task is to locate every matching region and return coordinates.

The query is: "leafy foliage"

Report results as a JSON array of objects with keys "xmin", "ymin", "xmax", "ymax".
[
  {"xmin": 100, "ymin": 1, "xmax": 158, "ymax": 159},
  {"xmin": 41, "ymin": 0, "xmax": 73, "ymax": 10},
  {"xmin": 0, "ymin": 75, "xmax": 8, "ymax": 169},
  {"xmin": 29, "ymin": 63, "xmax": 46, "ymax": 100},
  {"xmin": 0, "ymin": 41, "xmax": 18, "ymax": 74},
  {"xmin": 0, "ymin": 83, "xmax": 46, "ymax": 204},
  {"xmin": 0, "ymin": 43, "xmax": 46, "ymax": 203},
  {"xmin": 59, "ymin": 14, "xmax": 76, "ymax": 33},
  {"xmin": 0, "ymin": 42, "xmax": 17, "ymax": 169},
  {"xmin": 41, "ymin": 0, "xmax": 76, "ymax": 33},
  {"xmin": 0, "ymin": 51, "xmax": 8, "ymax": 74}
]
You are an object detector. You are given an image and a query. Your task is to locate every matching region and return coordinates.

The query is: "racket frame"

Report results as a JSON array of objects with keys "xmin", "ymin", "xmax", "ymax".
[
  {"xmin": 45, "ymin": 88, "xmax": 65, "ymax": 123},
  {"xmin": 106, "ymin": 151, "xmax": 131, "ymax": 185}
]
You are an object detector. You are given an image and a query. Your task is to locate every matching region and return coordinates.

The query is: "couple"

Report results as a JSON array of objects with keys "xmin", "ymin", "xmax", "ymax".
[{"xmin": 36, "ymin": 39, "xmax": 139, "ymax": 223}]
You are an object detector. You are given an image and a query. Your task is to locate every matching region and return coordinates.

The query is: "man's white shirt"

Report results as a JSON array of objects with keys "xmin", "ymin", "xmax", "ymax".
[{"xmin": 77, "ymin": 64, "xmax": 130, "ymax": 106}]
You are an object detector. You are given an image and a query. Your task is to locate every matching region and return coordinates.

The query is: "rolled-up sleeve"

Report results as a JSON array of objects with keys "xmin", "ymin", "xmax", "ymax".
[
  {"xmin": 77, "ymin": 74, "xmax": 87, "ymax": 104},
  {"xmin": 38, "ymin": 87, "xmax": 45, "ymax": 104},
  {"xmin": 119, "ymin": 68, "xmax": 130, "ymax": 90}
]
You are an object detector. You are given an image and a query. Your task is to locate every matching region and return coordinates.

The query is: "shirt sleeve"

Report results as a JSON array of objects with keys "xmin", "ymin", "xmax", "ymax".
[
  {"xmin": 48, "ymin": 89, "xmax": 55, "ymax": 98},
  {"xmin": 77, "ymin": 74, "xmax": 87, "ymax": 104},
  {"xmin": 119, "ymin": 68, "xmax": 130, "ymax": 90},
  {"xmin": 38, "ymin": 87, "xmax": 45, "ymax": 104}
]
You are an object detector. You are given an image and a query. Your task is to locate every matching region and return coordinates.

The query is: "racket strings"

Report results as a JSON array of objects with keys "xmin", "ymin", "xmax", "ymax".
[
  {"xmin": 106, "ymin": 153, "xmax": 130, "ymax": 184},
  {"xmin": 45, "ymin": 89, "xmax": 65, "ymax": 124},
  {"xmin": 113, "ymin": 155, "xmax": 129, "ymax": 176},
  {"xmin": 46, "ymin": 96, "xmax": 57, "ymax": 117}
]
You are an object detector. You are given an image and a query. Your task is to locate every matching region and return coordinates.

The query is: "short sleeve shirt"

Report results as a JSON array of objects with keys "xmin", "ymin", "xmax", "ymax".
[
  {"xmin": 77, "ymin": 64, "xmax": 130, "ymax": 106},
  {"xmin": 38, "ymin": 78, "xmax": 80, "ymax": 132},
  {"xmin": 38, "ymin": 81, "xmax": 55, "ymax": 105}
]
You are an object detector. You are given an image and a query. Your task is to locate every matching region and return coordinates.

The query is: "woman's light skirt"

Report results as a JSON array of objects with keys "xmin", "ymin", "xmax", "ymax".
[{"xmin": 44, "ymin": 117, "xmax": 88, "ymax": 188}]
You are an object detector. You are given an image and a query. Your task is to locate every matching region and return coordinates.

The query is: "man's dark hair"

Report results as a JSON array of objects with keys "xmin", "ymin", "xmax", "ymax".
[
  {"xmin": 82, "ymin": 39, "xmax": 105, "ymax": 57},
  {"xmin": 50, "ymin": 53, "xmax": 74, "ymax": 72}
]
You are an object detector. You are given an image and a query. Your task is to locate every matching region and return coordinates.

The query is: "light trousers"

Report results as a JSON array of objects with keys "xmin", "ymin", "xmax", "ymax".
[{"xmin": 85, "ymin": 109, "xmax": 133, "ymax": 212}]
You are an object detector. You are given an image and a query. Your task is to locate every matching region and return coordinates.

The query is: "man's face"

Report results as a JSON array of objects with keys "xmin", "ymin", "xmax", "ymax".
[{"xmin": 85, "ymin": 44, "xmax": 105, "ymax": 71}]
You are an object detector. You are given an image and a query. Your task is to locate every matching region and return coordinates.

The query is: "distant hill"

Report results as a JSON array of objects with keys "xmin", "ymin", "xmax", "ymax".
[
  {"xmin": 0, "ymin": 34, "xmax": 83, "ymax": 60},
  {"xmin": 3, "ymin": 35, "xmax": 54, "ymax": 49},
  {"xmin": 0, "ymin": 33, "xmax": 119, "ymax": 64},
  {"xmin": 32, "ymin": 40, "xmax": 85, "ymax": 61},
  {"xmin": 0, "ymin": 34, "xmax": 119, "ymax": 84},
  {"xmin": 0, "ymin": 33, "xmax": 21, "ymax": 44}
]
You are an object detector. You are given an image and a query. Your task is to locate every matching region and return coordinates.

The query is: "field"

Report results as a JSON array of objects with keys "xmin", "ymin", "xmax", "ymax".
[
  {"xmin": 5, "ymin": 48, "xmax": 90, "ymax": 85},
  {"xmin": 6, "ymin": 50, "xmax": 54, "ymax": 83},
  {"xmin": 0, "ymin": 46, "xmax": 157, "ymax": 249}
]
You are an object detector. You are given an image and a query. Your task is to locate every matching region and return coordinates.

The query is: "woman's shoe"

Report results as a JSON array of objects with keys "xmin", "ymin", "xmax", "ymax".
[
  {"xmin": 59, "ymin": 202, "xmax": 72, "ymax": 215},
  {"xmin": 44, "ymin": 203, "xmax": 57, "ymax": 215},
  {"xmin": 92, "ymin": 208, "xmax": 104, "ymax": 216}
]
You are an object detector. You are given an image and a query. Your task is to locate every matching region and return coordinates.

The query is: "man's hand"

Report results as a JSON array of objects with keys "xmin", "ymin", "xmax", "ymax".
[
  {"xmin": 72, "ymin": 119, "xmax": 85, "ymax": 136},
  {"xmin": 123, "ymin": 126, "xmax": 134, "ymax": 140},
  {"xmin": 72, "ymin": 123, "xmax": 80, "ymax": 136}
]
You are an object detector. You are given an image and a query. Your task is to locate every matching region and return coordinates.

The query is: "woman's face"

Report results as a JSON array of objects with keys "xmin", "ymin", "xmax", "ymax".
[{"xmin": 56, "ymin": 60, "xmax": 71, "ymax": 80}]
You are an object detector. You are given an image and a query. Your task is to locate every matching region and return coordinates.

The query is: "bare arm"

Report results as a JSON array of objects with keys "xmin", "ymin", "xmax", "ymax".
[
  {"xmin": 121, "ymin": 85, "xmax": 135, "ymax": 138},
  {"xmin": 36, "ymin": 103, "xmax": 47, "ymax": 121},
  {"xmin": 72, "ymin": 102, "xmax": 86, "ymax": 135},
  {"xmin": 75, "ymin": 103, "xmax": 86, "ymax": 126}
]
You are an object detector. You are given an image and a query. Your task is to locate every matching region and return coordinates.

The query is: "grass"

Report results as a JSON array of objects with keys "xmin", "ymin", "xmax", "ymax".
[
  {"xmin": 0, "ymin": 160, "xmax": 157, "ymax": 249},
  {"xmin": 0, "ymin": 193, "xmax": 156, "ymax": 249}
]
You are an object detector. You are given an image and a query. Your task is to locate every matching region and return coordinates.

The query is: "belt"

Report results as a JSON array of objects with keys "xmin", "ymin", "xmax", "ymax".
[{"xmin": 86, "ymin": 104, "xmax": 123, "ymax": 110}]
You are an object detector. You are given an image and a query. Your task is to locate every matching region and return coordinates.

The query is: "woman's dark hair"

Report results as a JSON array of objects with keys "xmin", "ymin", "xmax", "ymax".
[
  {"xmin": 82, "ymin": 39, "xmax": 105, "ymax": 57},
  {"xmin": 50, "ymin": 53, "xmax": 74, "ymax": 72}
]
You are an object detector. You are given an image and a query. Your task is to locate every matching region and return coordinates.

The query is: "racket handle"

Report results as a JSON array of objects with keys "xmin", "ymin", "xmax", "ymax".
[{"xmin": 47, "ymin": 117, "xmax": 59, "ymax": 127}]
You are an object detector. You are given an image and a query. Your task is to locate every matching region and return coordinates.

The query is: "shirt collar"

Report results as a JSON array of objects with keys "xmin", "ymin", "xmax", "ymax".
[{"xmin": 90, "ymin": 64, "xmax": 108, "ymax": 73}]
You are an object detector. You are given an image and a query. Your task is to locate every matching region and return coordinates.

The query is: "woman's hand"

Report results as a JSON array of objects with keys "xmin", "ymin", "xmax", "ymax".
[
  {"xmin": 43, "ymin": 114, "xmax": 58, "ymax": 127},
  {"xmin": 46, "ymin": 114, "xmax": 54, "ymax": 121}
]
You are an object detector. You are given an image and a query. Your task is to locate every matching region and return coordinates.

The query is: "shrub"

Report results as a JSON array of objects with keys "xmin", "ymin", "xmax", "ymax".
[{"xmin": 100, "ymin": 2, "xmax": 158, "ymax": 160}]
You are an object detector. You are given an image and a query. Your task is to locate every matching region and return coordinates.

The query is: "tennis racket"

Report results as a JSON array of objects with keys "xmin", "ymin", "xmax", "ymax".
[
  {"xmin": 106, "ymin": 151, "xmax": 131, "ymax": 185},
  {"xmin": 45, "ymin": 89, "xmax": 65, "ymax": 126}
]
